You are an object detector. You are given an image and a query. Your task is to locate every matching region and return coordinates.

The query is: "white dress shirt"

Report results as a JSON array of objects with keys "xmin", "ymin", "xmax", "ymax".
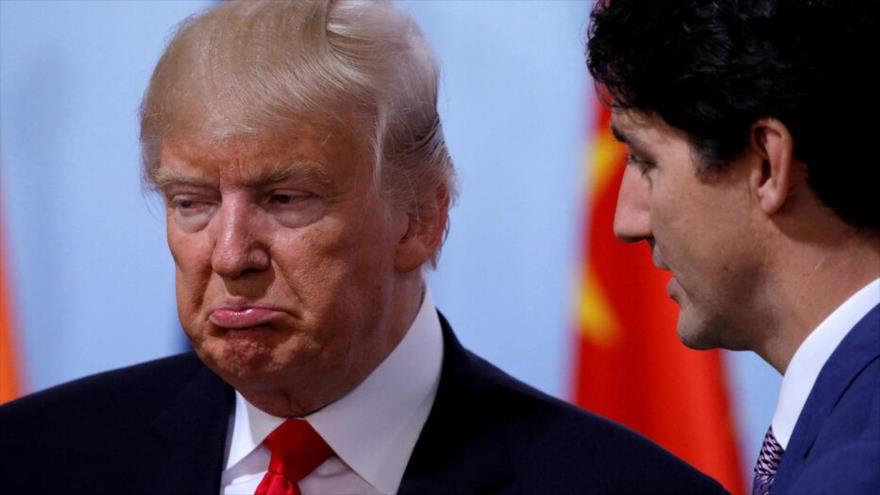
[
  {"xmin": 220, "ymin": 290, "xmax": 444, "ymax": 495},
  {"xmin": 771, "ymin": 278, "xmax": 880, "ymax": 449}
]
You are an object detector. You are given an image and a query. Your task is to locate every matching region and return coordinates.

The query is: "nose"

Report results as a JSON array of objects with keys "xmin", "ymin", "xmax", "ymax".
[
  {"xmin": 211, "ymin": 199, "xmax": 270, "ymax": 278},
  {"xmin": 613, "ymin": 165, "xmax": 652, "ymax": 243}
]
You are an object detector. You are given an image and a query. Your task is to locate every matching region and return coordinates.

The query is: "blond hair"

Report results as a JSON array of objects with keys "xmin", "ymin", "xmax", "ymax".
[{"xmin": 140, "ymin": 0, "xmax": 456, "ymax": 260}]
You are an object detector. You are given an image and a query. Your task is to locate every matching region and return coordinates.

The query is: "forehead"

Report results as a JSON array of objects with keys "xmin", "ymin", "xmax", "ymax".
[{"xmin": 154, "ymin": 123, "xmax": 369, "ymax": 185}]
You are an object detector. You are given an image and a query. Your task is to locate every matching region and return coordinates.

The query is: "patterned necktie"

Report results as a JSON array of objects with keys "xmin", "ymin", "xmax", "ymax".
[
  {"xmin": 255, "ymin": 419, "xmax": 333, "ymax": 495},
  {"xmin": 752, "ymin": 426, "xmax": 785, "ymax": 495}
]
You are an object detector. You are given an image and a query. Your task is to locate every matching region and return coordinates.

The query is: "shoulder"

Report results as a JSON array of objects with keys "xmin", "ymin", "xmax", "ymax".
[
  {"xmin": 786, "ymin": 355, "xmax": 880, "ymax": 494},
  {"xmin": 0, "ymin": 353, "xmax": 231, "ymax": 494},
  {"xmin": 829, "ymin": 349, "xmax": 880, "ymax": 424},
  {"xmin": 452, "ymin": 346, "xmax": 727, "ymax": 494},
  {"xmin": 785, "ymin": 436, "xmax": 880, "ymax": 495},
  {"xmin": 1, "ymin": 353, "xmax": 202, "ymax": 414},
  {"xmin": 791, "ymin": 309, "xmax": 880, "ymax": 460},
  {"xmin": 0, "ymin": 353, "xmax": 205, "ymax": 443}
]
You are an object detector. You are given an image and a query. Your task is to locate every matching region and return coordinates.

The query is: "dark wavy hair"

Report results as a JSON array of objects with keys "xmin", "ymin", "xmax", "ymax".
[{"xmin": 587, "ymin": 0, "xmax": 878, "ymax": 230}]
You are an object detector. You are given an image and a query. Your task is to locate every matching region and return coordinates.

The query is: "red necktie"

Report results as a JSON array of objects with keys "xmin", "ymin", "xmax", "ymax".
[{"xmin": 254, "ymin": 419, "xmax": 333, "ymax": 495}]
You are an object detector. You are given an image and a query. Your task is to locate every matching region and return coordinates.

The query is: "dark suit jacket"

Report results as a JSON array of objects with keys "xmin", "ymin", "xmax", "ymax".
[
  {"xmin": 771, "ymin": 303, "xmax": 880, "ymax": 495},
  {"xmin": 0, "ymin": 314, "xmax": 726, "ymax": 494}
]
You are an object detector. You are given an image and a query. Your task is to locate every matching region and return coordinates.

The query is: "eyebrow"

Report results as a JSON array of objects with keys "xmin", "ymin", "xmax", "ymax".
[
  {"xmin": 610, "ymin": 122, "xmax": 653, "ymax": 158},
  {"xmin": 244, "ymin": 160, "xmax": 334, "ymax": 189},
  {"xmin": 152, "ymin": 160, "xmax": 335, "ymax": 191},
  {"xmin": 151, "ymin": 169, "xmax": 216, "ymax": 190}
]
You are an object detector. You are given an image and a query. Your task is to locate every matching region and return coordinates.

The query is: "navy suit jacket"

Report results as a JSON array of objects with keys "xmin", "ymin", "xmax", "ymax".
[
  {"xmin": 771, "ymin": 303, "xmax": 880, "ymax": 495},
  {"xmin": 0, "ymin": 314, "xmax": 726, "ymax": 494}
]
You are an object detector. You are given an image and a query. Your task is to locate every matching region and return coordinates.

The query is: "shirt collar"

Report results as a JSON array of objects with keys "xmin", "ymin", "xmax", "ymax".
[
  {"xmin": 771, "ymin": 277, "xmax": 880, "ymax": 449},
  {"xmin": 224, "ymin": 289, "xmax": 444, "ymax": 494}
]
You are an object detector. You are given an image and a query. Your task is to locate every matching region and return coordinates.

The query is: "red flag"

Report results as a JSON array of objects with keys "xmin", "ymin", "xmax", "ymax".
[
  {"xmin": 573, "ymin": 105, "xmax": 745, "ymax": 495},
  {"xmin": 0, "ymin": 205, "xmax": 21, "ymax": 404}
]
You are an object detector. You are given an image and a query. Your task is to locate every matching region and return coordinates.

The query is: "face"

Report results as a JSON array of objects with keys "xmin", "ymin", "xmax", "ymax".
[
  {"xmin": 155, "ymin": 122, "xmax": 413, "ymax": 408},
  {"xmin": 611, "ymin": 110, "xmax": 766, "ymax": 350}
]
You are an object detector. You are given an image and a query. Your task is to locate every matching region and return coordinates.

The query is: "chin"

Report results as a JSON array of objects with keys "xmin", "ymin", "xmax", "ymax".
[
  {"xmin": 196, "ymin": 336, "xmax": 281, "ymax": 382},
  {"xmin": 678, "ymin": 333, "xmax": 718, "ymax": 350},
  {"xmin": 676, "ymin": 313, "xmax": 725, "ymax": 351}
]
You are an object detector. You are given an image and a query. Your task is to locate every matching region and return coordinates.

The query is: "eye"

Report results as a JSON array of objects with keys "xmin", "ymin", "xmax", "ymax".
[
  {"xmin": 166, "ymin": 195, "xmax": 216, "ymax": 232},
  {"xmin": 626, "ymin": 153, "xmax": 655, "ymax": 176},
  {"xmin": 266, "ymin": 191, "xmax": 324, "ymax": 228},
  {"xmin": 170, "ymin": 196, "xmax": 208, "ymax": 215},
  {"xmin": 268, "ymin": 192, "xmax": 316, "ymax": 207},
  {"xmin": 271, "ymin": 194, "xmax": 296, "ymax": 205}
]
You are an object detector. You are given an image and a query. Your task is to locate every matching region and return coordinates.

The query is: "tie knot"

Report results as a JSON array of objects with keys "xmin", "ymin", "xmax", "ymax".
[
  {"xmin": 754, "ymin": 426, "xmax": 784, "ymax": 475},
  {"xmin": 264, "ymin": 419, "xmax": 333, "ymax": 482}
]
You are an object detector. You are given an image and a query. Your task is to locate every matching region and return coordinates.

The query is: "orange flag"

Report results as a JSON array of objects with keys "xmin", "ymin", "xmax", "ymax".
[
  {"xmin": 573, "ymin": 105, "xmax": 745, "ymax": 495},
  {"xmin": 1, "ymin": 201, "xmax": 21, "ymax": 404}
]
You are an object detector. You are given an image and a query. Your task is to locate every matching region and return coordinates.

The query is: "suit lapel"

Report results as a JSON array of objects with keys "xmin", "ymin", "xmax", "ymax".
[
  {"xmin": 398, "ymin": 313, "xmax": 514, "ymax": 495},
  {"xmin": 773, "ymin": 304, "xmax": 880, "ymax": 493},
  {"xmin": 142, "ymin": 360, "xmax": 234, "ymax": 495}
]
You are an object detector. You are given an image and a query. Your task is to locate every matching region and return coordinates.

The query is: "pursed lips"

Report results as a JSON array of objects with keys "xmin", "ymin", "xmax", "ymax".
[
  {"xmin": 209, "ymin": 305, "xmax": 286, "ymax": 329},
  {"xmin": 651, "ymin": 250, "xmax": 670, "ymax": 272}
]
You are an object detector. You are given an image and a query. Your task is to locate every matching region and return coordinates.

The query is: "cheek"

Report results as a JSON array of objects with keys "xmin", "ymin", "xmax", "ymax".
[
  {"xmin": 168, "ymin": 229, "xmax": 214, "ymax": 312},
  {"xmin": 274, "ymin": 212, "xmax": 396, "ymax": 310},
  {"xmin": 648, "ymin": 189, "xmax": 688, "ymax": 249},
  {"xmin": 167, "ymin": 222, "xmax": 214, "ymax": 270},
  {"xmin": 302, "ymin": 201, "xmax": 393, "ymax": 262},
  {"xmin": 279, "ymin": 221, "xmax": 383, "ymax": 288}
]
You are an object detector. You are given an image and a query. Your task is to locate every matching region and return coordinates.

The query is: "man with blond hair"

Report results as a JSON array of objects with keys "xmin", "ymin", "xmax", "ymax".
[{"xmin": 0, "ymin": 2, "xmax": 726, "ymax": 494}]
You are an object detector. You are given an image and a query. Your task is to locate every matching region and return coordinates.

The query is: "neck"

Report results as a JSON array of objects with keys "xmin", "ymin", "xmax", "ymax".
[{"xmin": 755, "ymin": 228, "xmax": 880, "ymax": 373}]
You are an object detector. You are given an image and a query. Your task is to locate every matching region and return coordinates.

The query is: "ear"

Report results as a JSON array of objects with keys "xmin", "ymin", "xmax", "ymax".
[
  {"xmin": 748, "ymin": 118, "xmax": 796, "ymax": 215},
  {"xmin": 394, "ymin": 186, "xmax": 451, "ymax": 272}
]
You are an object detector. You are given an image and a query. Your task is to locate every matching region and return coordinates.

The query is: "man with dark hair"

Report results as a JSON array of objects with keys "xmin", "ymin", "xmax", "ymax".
[
  {"xmin": 587, "ymin": 1, "xmax": 879, "ymax": 494},
  {"xmin": 0, "ymin": 1, "xmax": 728, "ymax": 494}
]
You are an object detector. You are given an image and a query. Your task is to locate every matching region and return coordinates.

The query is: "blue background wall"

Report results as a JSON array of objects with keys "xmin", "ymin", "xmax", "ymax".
[{"xmin": 1, "ymin": 0, "xmax": 779, "ymax": 478}]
